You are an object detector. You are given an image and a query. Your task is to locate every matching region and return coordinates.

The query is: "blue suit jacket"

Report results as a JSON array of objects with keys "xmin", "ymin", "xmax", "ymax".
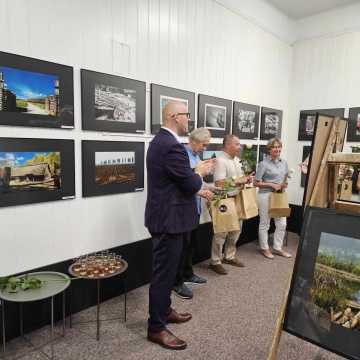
[{"xmin": 145, "ymin": 128, "xmax": 202, "ymax": 234}]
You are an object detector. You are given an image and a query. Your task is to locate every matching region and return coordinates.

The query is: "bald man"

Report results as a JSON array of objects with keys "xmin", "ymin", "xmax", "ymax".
[{"xmin": 145, "ymin": 101, "xmax": 214, "ymax": 350}]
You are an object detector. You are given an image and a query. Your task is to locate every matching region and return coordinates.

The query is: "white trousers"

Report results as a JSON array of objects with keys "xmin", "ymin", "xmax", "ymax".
[
  {"xmin": 210, "ymin": 221, "xmax": 243, "ymax": 265},
  {"xmin": 257, "ymin": 192, "xmax": 286, "ymax": 251}
]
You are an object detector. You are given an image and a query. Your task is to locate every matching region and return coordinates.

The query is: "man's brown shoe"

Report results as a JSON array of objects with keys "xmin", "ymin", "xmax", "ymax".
[
  {"xmin": 209, "ymin": 263, "xmax": 228, "ymax": 275},
  {"xmin": 167, "ymin": 308, "xmax": 192, "ymax": 324},
  {"xmin": 223, "ymin": 258, "xmax": 245, "ymax": 267},
  {"xmin": 147, "ymin": 329, "xmax": 187, "ymax": 350}
]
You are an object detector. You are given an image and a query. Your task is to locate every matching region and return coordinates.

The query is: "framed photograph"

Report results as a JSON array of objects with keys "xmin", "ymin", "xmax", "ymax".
[
  {"xmin": 299, "ymin": 109, "xmax": 345, "ymax": 141},
  {"xmin": 151, "ymin": 84, "xmax": 195, "ymax": 134},
  {"xmin": 0, "ymin": 138, "xmax": 75, "ymax": 207},
  {"xmin": 300, "ymin": 146, "xmax": 311, "ymax": 188},
  {"xmin": 258, "ymin": 145, "xmax": 267, "ymax": 163},
  {"xmin": 260, "ymin": 107, "xmax": 282, "ymax": 140},
  {"xmin": 82, "ymin": 141, "xmax": 144, "ymax": 197},
  {"xmin": 284, "ymin": 207, "xmax": 360, "ymax": 360},
  {"xmin": 240, "ymin": 144, "xmax": 257, "ymax": 175},
  {"xmin": 200, "ymin": 143, "xmax": 223, "ymax": 183},
  {"xmin": 198, "ymin": 94, "xmax": 232, "ymax": 137},
  {"xmin": 347, "ymin": 107, "xmax": 360, "ymax": 142},
  {"xmin": 0, "ymin": 51, "xmax": 74, "ymax": 128},
  {"xmin": 81, "ymin": 69, "xmax": 146, "ymax": 133},
  {"xmin": 232, "ymin": 102, "xmax": 260, "ymax": 139}
]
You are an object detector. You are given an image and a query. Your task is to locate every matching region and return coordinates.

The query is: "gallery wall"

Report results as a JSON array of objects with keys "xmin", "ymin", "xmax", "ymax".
[
  {"xmin": 0, "ymin": 0, "xmax": 292, "ymax": 276},
  {"xmin": 286, "ymin": 5, "xmax": 360, "ymax": 205}
]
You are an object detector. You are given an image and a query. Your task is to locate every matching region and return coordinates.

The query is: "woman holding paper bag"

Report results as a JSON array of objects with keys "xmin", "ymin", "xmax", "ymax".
[{"xmin": 254, "ymin": 138, "xmax": 291, "ymax": 259}]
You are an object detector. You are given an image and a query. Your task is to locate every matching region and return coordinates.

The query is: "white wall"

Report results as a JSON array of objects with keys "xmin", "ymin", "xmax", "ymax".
[
  {"xmin": 286, "ymin": 6, "xmax": 360, "ymax": 205},
  {"xmin": 0, "ymin": 0, "xmax": 293, "ymax": 276}
]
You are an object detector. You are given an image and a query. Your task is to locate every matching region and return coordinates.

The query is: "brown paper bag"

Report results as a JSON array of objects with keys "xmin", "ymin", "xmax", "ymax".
[
  {"xmin": 235, "ymin": 187, "xmax": 258, "ymax": 219},
  {"xmin": 210, "ymin": 197, "xmax": 240, "ymax": 234},
  {"xmin": 268, "ymin": 192, "xmax": 291, "ymax": 218}
]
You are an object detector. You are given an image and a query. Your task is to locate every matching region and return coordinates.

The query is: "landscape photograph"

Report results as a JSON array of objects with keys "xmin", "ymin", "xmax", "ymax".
[
  {"xmin": 0, "ymin": 66, "xmax": 60, "ymax": 116},
  {"xmin": 310, "ymin": 232, "xmax": 360, "ymax": 331},
  {"xmin": 0, "ymin": 151, "xmax": 61, "ymax": 193},
  {"xmin": 94, "ymin": 83, "xmax": 136, "ymax": 123},
  {"xmin": 95, "ymin": 151, "xmax": 136, "ymax": 186}
]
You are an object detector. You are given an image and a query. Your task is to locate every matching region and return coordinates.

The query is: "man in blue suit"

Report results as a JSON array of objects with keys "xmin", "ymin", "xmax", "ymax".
[{"xmin": 145, "ymin": 101, "xmax": 214, "ymax": 350}]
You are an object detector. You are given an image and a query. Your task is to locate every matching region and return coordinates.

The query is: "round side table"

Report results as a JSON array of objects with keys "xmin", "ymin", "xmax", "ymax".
[
  {"xmin": 0, "ymin": 271, "xmax": 70, "ymax": 360},
  {"xmin": 68, "ymin": 259, "xmax": 128, "ymax": 341}
]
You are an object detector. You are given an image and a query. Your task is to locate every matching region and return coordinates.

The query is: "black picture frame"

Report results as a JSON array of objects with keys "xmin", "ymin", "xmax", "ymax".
[
  {"xmin": 232, "ymin": 102, "xmax": 260, "ymax": 139},
  {"xmin": 198, "ymin": 94, "xmax": 232, "ymax": 138},
  {"xmin": 82, "ymin": 140, "xmax": 144, "ymax": 197},
  {"xmin": 284, "ymin": 207, "xmax": 360, "ymax": 360},
  {"xmin": 81, "ymin": 69, "xmax": 146, "ymax": 133},
  {"xmin": 0, "ymin": 51, "xmax": 74, "ymax": 128},
  {"xmin": 0, "ymin": 138, "xmax": 75, "ymax": 207},
  {"xmin": 151, "ymin": 84, "xmax": 195, "ymax": 134},
  {"xmin": 260, "ymin": 107, "xmax": 282, "ymax": 140},
  {"xmin": 301, "ymin": 146, "xmax": 311, "ymax": 188},
  {"xmin": 299, "ymin": 109, "xmax": 345, "ymax": 141},
  {"xmin": 347, "ymin": 107, "xmax": 360, "ymax": 142},
  {"xmin": 200, "ymin": 143, "xmax": 223, "ymax": 183},
  {"xmin": 258, "ymin": 145, "xmax": 267, "ymax": 163}
]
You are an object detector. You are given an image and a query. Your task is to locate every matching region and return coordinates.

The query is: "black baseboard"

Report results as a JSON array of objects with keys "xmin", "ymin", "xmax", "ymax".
[{"xmin": 2, "ymin": 206, "xmax": 302, "ymax": 341}]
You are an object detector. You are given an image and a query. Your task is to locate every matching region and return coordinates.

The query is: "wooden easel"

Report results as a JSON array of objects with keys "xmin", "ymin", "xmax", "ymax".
[{"xmin": 266, "ymin": 115, "xmax": 348, "ymax": 360}]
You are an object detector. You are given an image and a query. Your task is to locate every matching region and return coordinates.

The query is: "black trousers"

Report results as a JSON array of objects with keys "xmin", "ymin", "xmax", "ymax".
[
  {"xmin": 175, "ymin": 226, "xmax": 199, "ymax": 286},
  {"xmin": 148, "ymin": 232, "xmax": 189, "ymax": 332}
]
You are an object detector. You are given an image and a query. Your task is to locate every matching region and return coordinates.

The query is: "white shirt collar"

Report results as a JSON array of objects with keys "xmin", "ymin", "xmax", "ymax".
[{"xmin": 161, "ymin": 127, "xmax": 182, "ymax": 143}]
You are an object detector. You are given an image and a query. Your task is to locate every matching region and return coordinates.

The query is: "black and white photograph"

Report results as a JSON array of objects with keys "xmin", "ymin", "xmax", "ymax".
[
  {"xmin": 0, "ymin": 138, "xmax": 74, "ymax": 207},
  {"xmin": 198, "ymin": 94, "xmax": 232, "ymax": 137},
  {"xmin": 82, "ymin": 141, "xmax": 144, "ymax": 197},
  {"xmin": 205, "ymin": 104, "xmax": 226, "ymax": 130},
  {"xmin": 0, "ymin": 51, "xmax": 74, "ymax": 128},
  {"xmin": 151, "ymin": 84, "xmax": 195, "ymax": 134},
  {"xmin": 232, "ymin": 102, "xmax": 260, "ymax": 139},
  {"xmin": 299, "ymin": 109, "xmax": 345, "ymax": 141},
  {"xmin": 260, "ymin": 107, "xmax": 282, "ymax": 140},
  {"xmin": 284, "ymin": 207, "xmax": 360, "ymax": 360},
  {"xmin": 347, "ymin": 107, "xmax": 360, "ymax": 142},
  {"xmin": 81, "ymin": 69, "xmax": 146, "ymax": 133}
]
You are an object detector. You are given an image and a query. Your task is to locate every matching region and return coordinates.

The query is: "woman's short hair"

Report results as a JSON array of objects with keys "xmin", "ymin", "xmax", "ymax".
[
  {"xmin": 189, "ymin": 127, "xmax": 211, "ymax": 143},
  {"xmin": 266, "ymin": 138, "xmax": 282, "ymax": 153}
]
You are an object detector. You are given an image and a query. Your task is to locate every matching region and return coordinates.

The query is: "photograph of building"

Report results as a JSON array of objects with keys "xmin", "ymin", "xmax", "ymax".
[{"xmin": 0, "ymin": 66, "xmax": 59, "ymax": 116}]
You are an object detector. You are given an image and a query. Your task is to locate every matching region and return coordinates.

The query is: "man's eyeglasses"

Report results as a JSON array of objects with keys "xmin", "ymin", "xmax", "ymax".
[{"xmin": 176, "ymin": 112, "xmax": 191, "ymax": 119}]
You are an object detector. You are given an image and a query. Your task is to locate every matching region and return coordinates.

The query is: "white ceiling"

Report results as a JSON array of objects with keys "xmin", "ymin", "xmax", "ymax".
[{"xmin": 264, "ymin": 0, "xmax": 360, "ymax": 19}]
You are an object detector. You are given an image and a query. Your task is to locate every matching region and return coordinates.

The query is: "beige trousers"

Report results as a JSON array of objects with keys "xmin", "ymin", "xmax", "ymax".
[{"xmin": 210, "ymin": 221, "xmax": 243, "ymax": 265}]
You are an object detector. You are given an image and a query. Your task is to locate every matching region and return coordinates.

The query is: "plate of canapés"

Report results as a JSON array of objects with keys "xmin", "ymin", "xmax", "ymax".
[{"xmin": 69, "ymin": 252, "xmax": 126, "ymax": 279}]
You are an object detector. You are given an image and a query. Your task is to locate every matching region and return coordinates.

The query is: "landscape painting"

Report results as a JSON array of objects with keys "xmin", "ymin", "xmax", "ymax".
[{"xmin": 95, "ymin": 151, "xmax": 136, "ymax": 186}]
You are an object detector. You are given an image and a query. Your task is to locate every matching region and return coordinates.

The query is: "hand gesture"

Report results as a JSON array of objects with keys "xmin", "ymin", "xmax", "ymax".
[
  {"xmin": 272, "ymin": 183, "xmax": 282, "ymax": 192},
  {"xmin": 198, "ymin": 189, "xmax": 214, "ymax": 201},
  {"xmin": 195, "ymin": 159, "xmax": 215, "ymax": 177}
]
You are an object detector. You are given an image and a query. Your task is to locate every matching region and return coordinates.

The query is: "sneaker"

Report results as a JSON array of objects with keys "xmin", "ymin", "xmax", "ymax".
[
  {"xmin": 173, "ymin": 284, "xmax": 193, "ymax": 299},
  {"xmin": 273, "ymin": 249, "xmax": 292, "ymax": 258},
  {"xmin": 208, "ymin": 263, "xmax": 228, "ymax": 275},
  {"xmin": 184, "ymin": 274, "xmax": 207, "ymax": 285}
]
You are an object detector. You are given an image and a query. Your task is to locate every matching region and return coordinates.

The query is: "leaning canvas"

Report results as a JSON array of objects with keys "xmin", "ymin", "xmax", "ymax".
[{"xmin": 284, "ymin": 207, "xmax": 360, "ymax": 360}]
